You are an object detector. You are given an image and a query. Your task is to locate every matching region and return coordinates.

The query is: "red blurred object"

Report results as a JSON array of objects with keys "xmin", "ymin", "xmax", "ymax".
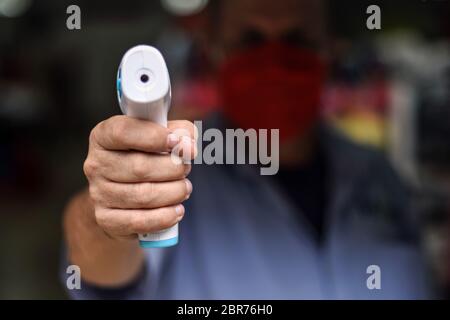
[
  {"xmin": 219, "ymin": 42, "xmax": 326, "ymax": 142},
  {"xmin": 173, "ymin": 75, "xmax": 219, "ymax": 114},
  {"xmin": 322, "ymin": 79, "xmax": 390, "ymax": 117}
]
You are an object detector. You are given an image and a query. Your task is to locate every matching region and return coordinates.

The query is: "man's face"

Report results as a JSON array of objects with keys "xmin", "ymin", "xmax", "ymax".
[
  {"xmin": 214, "ymin": 0, "xmax": 327, "ymax": 148},
  {"xmin": 216, "ymin": 0, "xmax": 325, "ymax": 58}
]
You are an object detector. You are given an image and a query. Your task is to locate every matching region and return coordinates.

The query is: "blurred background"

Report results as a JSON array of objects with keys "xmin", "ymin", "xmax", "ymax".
[{"xmin": 0, "ymin": 0, "xmax": 449, "ymax": 299}]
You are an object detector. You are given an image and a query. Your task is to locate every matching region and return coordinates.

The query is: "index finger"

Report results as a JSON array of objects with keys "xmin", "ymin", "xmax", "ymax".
[
  {"xmin": 168, "ymin": 120, "xmax": 196, "ymax": 140},
  {"xmin": 91, "ymin": 115, "xmax": 174, "ymax": 152}
]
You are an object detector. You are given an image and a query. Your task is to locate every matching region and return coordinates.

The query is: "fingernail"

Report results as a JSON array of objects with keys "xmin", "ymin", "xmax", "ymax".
[
  {"xmin": 194, "ymin": 124, "xmax": 199, "ymax": 140},
  {"xmin": 185, "ymin": 179, "xmax": 193, "ymax": 195},
  {"xmin": 181, "ymin": 135, "xmax": 192, "ymax": 147},
  {"xmin": 167, "ymin": 133, "xmax": 179, "ymax": 149},
  {"xmin": 192, "ymin": 139, "xmax": 198, "ymax": 158},
  {"xmin": 175, "ymin": 204, "xmax": 185, "ymax": 216},
  {"xmin": 184, "ymin": 165, "xmax": 192, "ymax": 176}
]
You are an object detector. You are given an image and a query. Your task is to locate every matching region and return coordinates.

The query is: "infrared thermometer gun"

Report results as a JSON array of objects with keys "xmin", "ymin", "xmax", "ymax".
[{"xmin": 117, "ymin": 45, "xmax": 178, "ymax": 248}]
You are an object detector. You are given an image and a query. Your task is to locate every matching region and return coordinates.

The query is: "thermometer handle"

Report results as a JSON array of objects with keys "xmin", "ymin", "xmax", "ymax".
[{"xmin": 117, "ymin": 45, "xmax": 178, "ymax": 248}]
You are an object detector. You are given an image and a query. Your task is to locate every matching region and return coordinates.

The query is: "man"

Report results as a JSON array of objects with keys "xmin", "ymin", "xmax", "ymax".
[{"xmin": 62, "ymin": 0, "xmax": 432, "ymax": 299}]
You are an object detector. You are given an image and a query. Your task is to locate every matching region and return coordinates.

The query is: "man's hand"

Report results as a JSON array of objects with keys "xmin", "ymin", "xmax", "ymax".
[
  {"xmin": 84, "ymin": 116, "xmax": 195, "ymax": 239},
  {"xmin": 63, "ymin": 116, "xmax": 195, "ymax": 287}
]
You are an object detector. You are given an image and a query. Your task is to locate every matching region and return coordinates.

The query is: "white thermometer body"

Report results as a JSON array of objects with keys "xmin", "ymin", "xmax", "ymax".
[{"xmin": 117, "ymin": 45, "xmax": 178, "ymax": 248}]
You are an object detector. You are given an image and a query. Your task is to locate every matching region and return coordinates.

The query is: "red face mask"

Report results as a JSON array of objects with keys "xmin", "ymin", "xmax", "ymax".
[{"xmin": 219, "ymin": 42, "xmax": 326, "ymax": 143}]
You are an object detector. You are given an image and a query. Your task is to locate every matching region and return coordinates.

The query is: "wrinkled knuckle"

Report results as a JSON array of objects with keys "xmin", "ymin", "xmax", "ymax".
[
  {"xmin": 145, "ymin": 182, "xmax": 161, "ymax": 203},
  {"xmin": 97, "ymin": 183, "xmax": 117, "ymax": 206},
  {"xmin": 94, "ymin": 208, "xmax": 110, "ymax": 229},
  {"xmin": 146, "ymin": 127, "xmax": 160, "ymax": 144},
  {"xmin": 83, "ymin": 158, "xmax": 99, "ymax": 178},
  {"xmin": 131, "ymin": 183, "xmax": 153, "ymax": 207},
  {"xmin": 92, "ymin": 120, "xmax": 110, "ymax": 144},
  {"xmin": 110, "ymin": 118, "xmax": 128, "ymax": 143},
  {"xmin": 88, "ymin": 184, "xmax": 102, "ymax": 203},
  {"xmin": 129, "ymin": 214, "xmax": 148, "ymax": 233},
  {"xmin": 130, "ymin": 156, "xmax": 150, "ymax": 180},
  {"xmin": 143, "ymin": 183, "xmax": 158, "ymax": 206},
  {"xmin": 88, "ymin": 126, "xmax": 97, "ymax": 145}
]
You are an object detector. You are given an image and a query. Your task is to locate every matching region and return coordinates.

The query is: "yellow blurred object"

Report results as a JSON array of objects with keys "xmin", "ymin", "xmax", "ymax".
[{"xmin": 330, "ymin": 110, "xmax": 387, "ymax": 149}]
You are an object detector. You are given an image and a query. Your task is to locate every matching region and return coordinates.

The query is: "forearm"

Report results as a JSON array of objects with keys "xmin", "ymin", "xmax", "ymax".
[{"xmin": 63, "ymin": 188, "xmax": 145, "ymax": 287}]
